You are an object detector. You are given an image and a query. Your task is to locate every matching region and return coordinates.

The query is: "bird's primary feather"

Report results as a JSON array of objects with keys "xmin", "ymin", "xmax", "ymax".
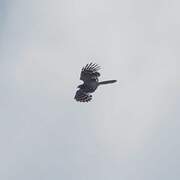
[
  {"xmin": 80, "ymin": 63, "xmax": 100, "ymax": 83},
  {"xmin": 74, "ymin": 89, "xmax": 92, "ymax": 102}
]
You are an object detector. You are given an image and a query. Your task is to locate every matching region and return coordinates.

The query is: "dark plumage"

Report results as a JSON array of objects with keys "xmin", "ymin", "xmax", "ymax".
[{"xmin": 74, "ymin": 63, "xmax": 117, "ymax": 102}]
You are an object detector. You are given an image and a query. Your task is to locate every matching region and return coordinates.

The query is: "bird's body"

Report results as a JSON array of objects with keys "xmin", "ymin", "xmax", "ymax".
[
  {"xmin": 78, "ymin": 79, "xmax": 98, "ymax": 93},
  {"xmin": 74, "ymin": 63, "xmax": 117, "ymax": 102}
]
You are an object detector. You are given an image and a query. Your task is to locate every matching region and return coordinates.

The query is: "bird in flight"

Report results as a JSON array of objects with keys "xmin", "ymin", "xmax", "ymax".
[{"xmin": 74, "ymin": 63, "xmax": 117, "ymax": 102}]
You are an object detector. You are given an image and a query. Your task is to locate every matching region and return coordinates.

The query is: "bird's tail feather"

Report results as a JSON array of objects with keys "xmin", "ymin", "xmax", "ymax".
[{"xmin": 98, "ymin": 80, "xmax": 117, "ymax": 85}]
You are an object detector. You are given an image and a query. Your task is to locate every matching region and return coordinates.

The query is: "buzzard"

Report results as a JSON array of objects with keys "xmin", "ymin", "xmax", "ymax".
[{"xmin": 74, "ymin": 63, "xmax": 117, "ymax": 102}]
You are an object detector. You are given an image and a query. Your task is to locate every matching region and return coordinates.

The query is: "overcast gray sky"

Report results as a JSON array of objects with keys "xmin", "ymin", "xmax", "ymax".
[{"xmin": 0, "ymin": 0, "xmax": 180, "ymax": 179}]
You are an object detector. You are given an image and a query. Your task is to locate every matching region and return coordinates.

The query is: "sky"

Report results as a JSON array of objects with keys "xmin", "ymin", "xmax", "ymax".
[{"xmin": 0, "ymin": 0, "xmax": 180, "ymax": 179}]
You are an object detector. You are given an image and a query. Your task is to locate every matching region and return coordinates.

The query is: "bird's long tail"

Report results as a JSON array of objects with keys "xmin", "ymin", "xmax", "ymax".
[{"xmin": 98, "ymin": 80, "xmax": 117, "ymax": 85}]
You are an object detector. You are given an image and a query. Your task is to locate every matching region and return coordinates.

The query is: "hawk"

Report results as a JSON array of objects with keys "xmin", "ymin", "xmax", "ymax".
[{"xmin": 74, "ymin": 63, "xmax": 117, "ymax": 102}]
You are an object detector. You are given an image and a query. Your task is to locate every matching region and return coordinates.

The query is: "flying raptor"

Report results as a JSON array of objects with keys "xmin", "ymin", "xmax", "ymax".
[{"xmin": 74, "ymin": 63, "xmax": 117, "ymax": 102}]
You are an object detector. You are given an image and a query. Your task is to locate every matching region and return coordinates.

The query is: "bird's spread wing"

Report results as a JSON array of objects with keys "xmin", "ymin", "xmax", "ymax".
[
  {"xmin": 74, "ymin": 89, "xmax": 92, "ymax": 102},
  {"xmin": 80, "ymin": 63, "xmax": 101, "ymax": 83}
]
